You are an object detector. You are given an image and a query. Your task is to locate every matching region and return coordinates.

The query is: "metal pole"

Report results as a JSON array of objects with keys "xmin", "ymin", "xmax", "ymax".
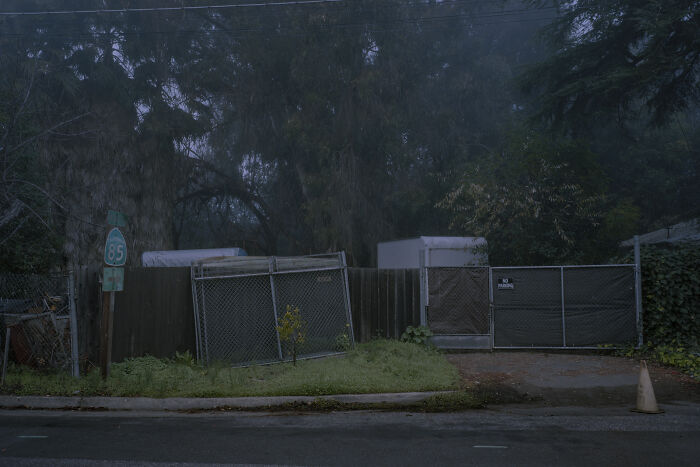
[
  {"xmin": 190, "ymin": 266, "xmax": 202, "ymax": 364},
  {"xmin": 634, "ymin": 235, "xmax": 643, "ymax": 347},
  {"xmin": 269, "ymin": 257, "xmax": 284, "ymax": 361},
  {"xmin": 489, "ymin": 267, "xmax": 494, "ymax": 351},
  {"xmin": 68, "ymin": 273, "xmax": 80, "ymax": 378},
  {"xmin": 340, "ymin": 252, "xmax": 356, "ymax": 348},
  {"xmin": 99, "ymin": 290, "xmax": 114, "ymax": 379},
  {"xmin": 418, "ymin": 249, "xmax": 426, "ymax": 326},
  {"xmin": 200, "ymin": 276, "xmax": 210, "ymax": 365},
  {"xmin": 1, "ymin": 327, "xmax": 10, "ymax": 385},
  {"xmin": 422, "ymin": 249, "xmax": 430, "ymax": 326},
  {"xmin": 560, "ymin": 266, "xmax": 566, "ymax": 347}
]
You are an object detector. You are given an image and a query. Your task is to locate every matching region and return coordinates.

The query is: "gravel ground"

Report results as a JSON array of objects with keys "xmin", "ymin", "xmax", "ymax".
[{"xmin": 446, "ymin": 352, "xmax": 700, "ymax": 407}]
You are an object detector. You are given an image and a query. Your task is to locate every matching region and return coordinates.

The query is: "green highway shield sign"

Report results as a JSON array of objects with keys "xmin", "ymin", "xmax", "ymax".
[
  {"xmin": 103, "ymin": 267, "xmax": 124, "ymax": 292},
  {"xmin": 104, "ymin": 228, "xmax": 127, "ymax": 266}
]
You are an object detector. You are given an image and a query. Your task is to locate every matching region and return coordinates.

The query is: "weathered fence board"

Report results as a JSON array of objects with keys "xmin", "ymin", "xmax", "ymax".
[
  {"xmin": 347, "ymin": 268, "xmax": 421, "ymax": 342},
  {"xmin": 75, "ymin": 266, "xmax": 102, "ymax": 367},
  {"xmin": 111, "ymin": 267, "xmax": 194, "ymax": 362}
]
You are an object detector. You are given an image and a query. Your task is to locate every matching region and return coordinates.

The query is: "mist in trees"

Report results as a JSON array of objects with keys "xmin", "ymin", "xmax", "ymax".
[{"xmin": 1, "ymin": 0, "xmax": 697, "ymax": 270}]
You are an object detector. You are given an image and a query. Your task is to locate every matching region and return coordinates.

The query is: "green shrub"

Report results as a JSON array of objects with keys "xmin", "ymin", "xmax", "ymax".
[
  {"xmin": 652, "ymin": 345, "xmax": 700, "ymax": 378},
  {"xmin": 615, "ymin": 343, "xmax": 700, "ymax": 379},
  {"xmin": 276, "ymin": 305, "xmax": 307, "ymax": 366},
  {"xmin": 615, "ymin": 244, "xmax": 699, "ymax": 349},
  {"xmin": 173, "ymin": 350, "xmax": 197, "ymax": 368},
  {"xmin": 334, "ymin": 323, "xmax": 352, "ymax": 351},
  {"xmin": 400, "ymin": 325, "xmax": 433, "ymax": 345}
]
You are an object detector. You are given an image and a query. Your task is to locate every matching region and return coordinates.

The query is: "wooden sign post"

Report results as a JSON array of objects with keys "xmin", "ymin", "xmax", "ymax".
[{"xmin": 100, "ymin": 211, "xmax": 127, "ymax": 379}]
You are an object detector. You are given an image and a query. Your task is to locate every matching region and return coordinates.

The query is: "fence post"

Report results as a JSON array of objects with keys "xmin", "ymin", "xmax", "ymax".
[
  {"xmin": 269, "ymin": 257, "xmax": 283, "ymax": 361},
  {"xmin": 68, "ymin": 273, "xmax": 80, "ymax": 378},
  {"xmin": 560, "ymin": 266, "xmax": 566, "ymax": 347},
  {"xmin": 190, "ymin": 266, "xmax": 201, "ymax": 364},
  {"xmin": 340, "ymin": 252, "xmax": 356, "ymax": 347},
  {"xmin": 489, "ymin": 267, "xmax": 494, "ymax": 351},
  {"xmin": 1, "ymin": 327, "xmax": 10, "ymax": 385},
  {"xmin": 419, "ymin": 249, "xmax": 428, "ymax": 327},
  {"xmin": 634, "ymin": 235, "xmax": 643, "ymax": 347},
  {"xmin": 200, "ymin": 274, "xmax": 210, "ymax": 365}
]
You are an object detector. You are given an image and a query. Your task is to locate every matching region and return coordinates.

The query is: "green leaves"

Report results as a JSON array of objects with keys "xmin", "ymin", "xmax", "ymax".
[
  {"xmin": 400, "ymin": 326, "xmax": 433, "ymax": 346},
  {"xmin": 619, "ymin": 245, "xmax": 700, "ymax": 349},
  {"xmin": 439, "ymin": 133, "xmax": 608, "ymax": 265},
  {"xmin": 521, "ymin": 0, "xmax": 700, "ymax": 128}
]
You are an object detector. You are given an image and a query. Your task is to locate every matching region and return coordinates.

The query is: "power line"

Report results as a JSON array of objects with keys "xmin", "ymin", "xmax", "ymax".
[
  {"xmin": 0, "ymin": 0, "xmax": 345, "ymax": 16},
  {"xmin": 0, "ymin": 6, "xmax": 558, "ymax": 38}
]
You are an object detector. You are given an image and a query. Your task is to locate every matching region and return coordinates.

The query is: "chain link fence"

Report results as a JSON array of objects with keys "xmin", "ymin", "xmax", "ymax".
[
  {"xmin": 491, "ymin": 265, "xmax": 639, "ymax": 348},
  {"xmin": 0, "ymin": 272, "xmax": 79, "ymax": 379},
  {"xmin": 192, "ymin": 253, "xmax": 354, "ymax": 366}
]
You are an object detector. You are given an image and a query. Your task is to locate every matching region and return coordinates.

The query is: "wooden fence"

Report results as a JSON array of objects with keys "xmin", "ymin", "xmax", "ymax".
[
  {"xmin": 111, "ymin": 268, "xmax": 195, "ymax": 362},
  {"xmin": 348, "ymin": 268, "xmax": 421, "ymax": 342},
  {"xmin": 76, "ymin": 267, "xmax": 421, "ymax": 363}
]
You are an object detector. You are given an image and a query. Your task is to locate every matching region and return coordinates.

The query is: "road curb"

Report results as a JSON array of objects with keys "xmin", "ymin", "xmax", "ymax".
[{"xmin": 0, "ymin": 391, "xmax": 455, "ymax": 411}]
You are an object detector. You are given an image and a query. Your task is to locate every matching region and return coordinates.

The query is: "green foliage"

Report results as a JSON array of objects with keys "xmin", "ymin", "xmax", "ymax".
[
  {"xmin": 276, "ymin": 305, "xmax": 307, "ymax": 366},
  {"xmin": 334, "ymin": 323, "xmax": 352, "ymax": 352},
  {"xmin": 616, "ymin": 245, "xmax": 699, "ymax": 349},
  {"xmin": 0, "ymin": 340, "xmax": 459, "ymax": 397},
  {"xmin": 173, "ymin": 350, "xmax": 197, "ymax": 368},
  {"xmin": 521, "ymin": 0, "xmax": 700, "ymax": 128},
  {"xmin": 1, "ymin": 0, "xmax": 695, "ymax": 273},
  {"xmin": 400, "ymin": 325, "xmax": 434, "ymax": 345},
  {"xmin": 440, "ymin": 133, "xmax": 609, "ymax": 265},
  {"xmin": 651, "ymin": 346, "xmax": 700, "ymax": 379},
  {"xmin": 614, "ymin": 342, "xmax": 700, "ymax": 380}
]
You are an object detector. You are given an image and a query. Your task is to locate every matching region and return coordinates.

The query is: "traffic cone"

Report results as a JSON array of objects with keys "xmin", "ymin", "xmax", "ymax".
[{"xmin": 631, "ymin": 360, "xmax": 664, "ymax": 414}]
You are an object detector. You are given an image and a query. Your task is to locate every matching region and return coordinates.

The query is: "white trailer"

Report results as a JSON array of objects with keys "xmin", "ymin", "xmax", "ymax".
[{"xmin": 377, "ymin": 236, "xmax": 488, "ymax": 269}]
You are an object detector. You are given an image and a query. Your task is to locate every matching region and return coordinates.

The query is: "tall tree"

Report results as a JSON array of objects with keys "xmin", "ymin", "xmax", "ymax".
[{"xmin": 522, "ymin": 0, "xmax": 700, "ymax": 129}]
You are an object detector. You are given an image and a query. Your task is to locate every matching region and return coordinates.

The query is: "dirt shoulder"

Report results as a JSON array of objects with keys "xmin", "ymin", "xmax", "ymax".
[{"xmin": 447, "ymin": 351, "xmax": 700, "ymax": 407}]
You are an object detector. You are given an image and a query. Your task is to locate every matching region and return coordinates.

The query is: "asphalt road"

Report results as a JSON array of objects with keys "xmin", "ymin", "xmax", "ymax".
[{"xmin": 0, "ymin": 405, "xmax": 698, "ymax": 466}]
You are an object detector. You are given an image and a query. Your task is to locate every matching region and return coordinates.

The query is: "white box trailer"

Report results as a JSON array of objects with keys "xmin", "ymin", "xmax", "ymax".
[{"xmin": 377, "ymin": 236, "xmax": 488, "ymax": 269}]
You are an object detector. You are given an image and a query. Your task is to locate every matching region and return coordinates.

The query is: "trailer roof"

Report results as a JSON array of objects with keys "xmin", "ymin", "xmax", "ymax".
[{"xmin": 377, "ymin": 236, "xmax": 487, "ymax": 248}]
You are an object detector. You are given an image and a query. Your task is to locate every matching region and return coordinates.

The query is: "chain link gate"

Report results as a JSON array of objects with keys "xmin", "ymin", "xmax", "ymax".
[
  {"xmin": 0, "ymin": 272, "xmax": 80, "ymax": 380},
  {"xmin": 191, "ymin": 253, "xmax": 354, "ymax": 366},
  {"xmin": 423, "ymin": 267, "xmax": 491, "ymax": 349},
  {"xmin": 491, "ymin": 265, "xmax": 640, "ymax": 349},
  {"xmin": 421, "ymin": 264, "xmax": 641, "ymax": 349}
]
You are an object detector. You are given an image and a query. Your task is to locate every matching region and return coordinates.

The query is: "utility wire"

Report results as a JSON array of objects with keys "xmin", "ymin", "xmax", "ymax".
[
  {"xmin": 0, "ymin": 6, "xmax": 558, "ymax": 38},
  {"xmin": 0, "ymin": 16, "xmax": 558, "ymax": 40},
  {"xmin": 0, "ymin": 0, "xmax": 346, "ymax": 16}
]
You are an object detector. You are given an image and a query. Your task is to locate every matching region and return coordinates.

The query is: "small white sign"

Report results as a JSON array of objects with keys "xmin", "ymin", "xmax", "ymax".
[{"xmin": 497, "ymin": 277, "xmax": 514, "ymax": 290}]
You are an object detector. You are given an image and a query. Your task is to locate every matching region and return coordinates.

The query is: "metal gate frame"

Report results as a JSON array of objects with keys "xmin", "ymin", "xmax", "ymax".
[
  {"xmin": 421, "ymin": 266, "xmax": 492, "ymax": 349},
  {"xmin": 191, "ymin": 252, "xmax": 355, "ymax": 366},
  {"xmin": 420, "ymin": 258, "xmax": 643, "ymax": 350},
  {"xmin": 490, "ymin": 264, "xmax": 642, "ymax": 349}
]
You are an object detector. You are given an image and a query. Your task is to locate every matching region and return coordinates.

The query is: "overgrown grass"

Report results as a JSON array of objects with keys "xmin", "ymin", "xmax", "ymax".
[{"xmin": 0, "ymin": 340, "xmax": 461, "ymax": 398}]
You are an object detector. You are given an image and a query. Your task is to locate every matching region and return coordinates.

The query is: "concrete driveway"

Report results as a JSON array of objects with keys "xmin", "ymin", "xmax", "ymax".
[{"xmin": 447, "ymin": 352, "xmax": 700, "ymax": 407}]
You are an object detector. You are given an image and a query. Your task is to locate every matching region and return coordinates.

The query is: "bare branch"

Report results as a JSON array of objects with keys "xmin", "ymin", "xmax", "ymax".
[
  {"xmin": 5, "ymin": 179, "xmax": 68, "ymax": 212},
  {"xmin": 0, "ymin": 216, "xmax": 28, "ymax": 246},
  {"xmin": 0, "ymin": 198, "xmax": 24, "ymax": 229},
  {"xmin": 3, "ymin": 112, "xmax": 92, "ymax": 156}
]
